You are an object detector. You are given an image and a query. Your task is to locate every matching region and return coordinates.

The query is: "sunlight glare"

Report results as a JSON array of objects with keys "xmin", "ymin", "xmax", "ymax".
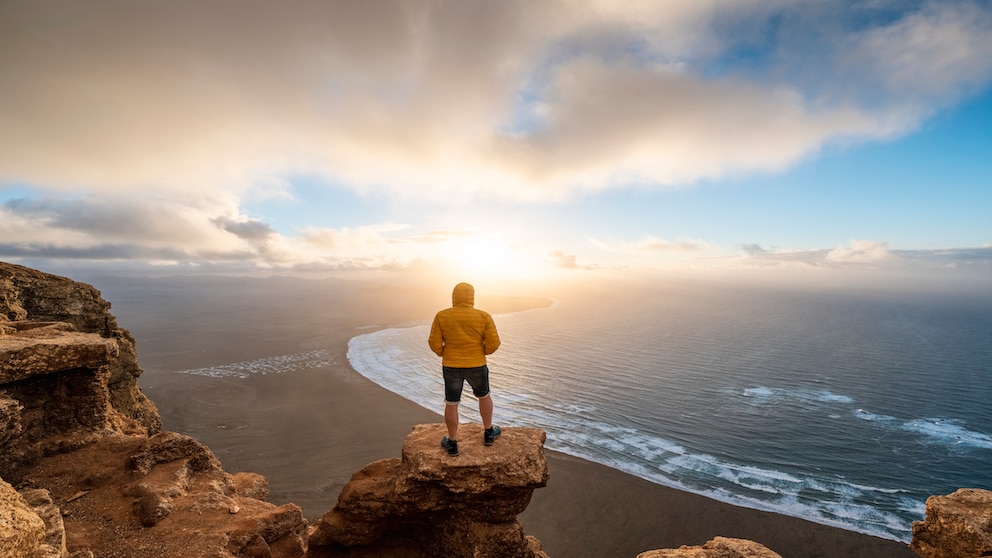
[{"xmin": 435, "ymin": 233, "xmax": 544, "ymax": 285}]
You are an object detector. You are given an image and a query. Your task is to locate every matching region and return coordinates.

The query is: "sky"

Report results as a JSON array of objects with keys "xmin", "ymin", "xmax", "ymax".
[{"xmin": 2, "ymin": 0, "xmax": 991, "ymax": 290}]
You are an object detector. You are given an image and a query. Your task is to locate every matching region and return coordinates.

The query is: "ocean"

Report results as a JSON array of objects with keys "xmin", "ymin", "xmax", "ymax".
[{"xmin": 346, "ymin": 280, "xmax": 992, "ymax": 543}]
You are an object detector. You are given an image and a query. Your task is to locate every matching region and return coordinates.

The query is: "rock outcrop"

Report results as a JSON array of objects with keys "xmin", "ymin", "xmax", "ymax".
[
  {"xmin": 0, "ymin": 477, "xmax": 48, "ymax": 558},
  {"xmin": 637, "ymin": 537, "xmax": 782, "ymax": 558},
  {"xmin": 1, "ymin": 262, "xmax": 160, "ymax": 482},
  {"xmin": 1, "ymin": 262, "xmax": 308, "ymax": 557},
  {"xmin": 910, "ymin": 488, "xmax": 992, "ymax": 558},
  {"xmin": 20, "ymin": 431, "xmax": 309, "ymax": 557},
  {"xmin": 309, "ymin": 423, "xmax": 550, "ymax": 558}
]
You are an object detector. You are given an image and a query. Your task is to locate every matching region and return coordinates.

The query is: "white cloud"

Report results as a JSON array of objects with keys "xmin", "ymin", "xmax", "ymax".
[
  {"xmin": 825, "ymin": 240, "xmax": 897, "ymax": 264},
  {"xmin": 594, "ymin": 235, "xmax": 715, "ymax": 255},
  {"xmin": 546, "ymin": 249, "xmax": 598, "ymax": 270},
  {"xmin": 2, "ymin": 0, "xmax": 989, "ymax": 204},
  {"xmin": 0, "ymin": 192, "xmax": 420, "ymax": 270},
  {"xmin": 2, "ymin": 1, "xmax": 991, "ymax": 272},
  {"xmin": 836, "ymin": 2, "xmax": 992, "ymax": 107}
]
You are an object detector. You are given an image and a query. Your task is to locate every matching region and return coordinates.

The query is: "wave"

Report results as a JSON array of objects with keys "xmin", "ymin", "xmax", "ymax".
[
  {"xmin": 174, "ymin": 350, "xmax": 334, "ymax": 378},
  {"xmin": 855, "ymin": 409, "xmax": 992, "ymax": 450},
  {"xmin": 740, "ymin": 386, "xmax": 855, "ymax": 405}
]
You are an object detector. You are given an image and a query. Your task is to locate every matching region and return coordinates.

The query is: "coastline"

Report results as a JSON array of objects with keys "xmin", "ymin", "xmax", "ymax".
[
  {"xmin": 140, "ymin": 340, "xmax": 916, "ymax": 558},
  {"xmin": 108, "ymin": 277, "xmax": 916, "ymax": 558},
  {"xmin": 525, "ymin": 450, "xmax": 915, "ymax": 558}
]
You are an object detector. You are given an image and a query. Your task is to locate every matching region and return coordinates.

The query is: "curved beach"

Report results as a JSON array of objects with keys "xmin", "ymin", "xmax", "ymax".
[{"xmin": 111, "ymin": 277, "xmax": 918, "ymax": 558}]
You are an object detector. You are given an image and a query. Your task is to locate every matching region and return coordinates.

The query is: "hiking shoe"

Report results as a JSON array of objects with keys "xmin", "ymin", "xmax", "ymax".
[
  {"xmin": 484, "ymin": 425, "xmax": 502, "ymax": 446},
  {"xmin": 441, "ymin": 436, "xmax": 459, "ymax": 456}
]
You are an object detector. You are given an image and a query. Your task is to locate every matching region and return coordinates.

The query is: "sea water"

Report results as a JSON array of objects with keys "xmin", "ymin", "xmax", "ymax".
[{"xmin": 345, "ymin": 282, "xmax": 992, "ymax": 542}]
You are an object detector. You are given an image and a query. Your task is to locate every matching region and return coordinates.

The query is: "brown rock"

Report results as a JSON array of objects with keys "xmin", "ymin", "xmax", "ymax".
[
  {"xmin": 20, "ymin": 487, "xmax": 68, "ymax": 558},
  {"xmin": 126, "ymin": 431, "xmax": 224, "ymax": 475},
  {"xmin": 0, "ymin": 477, "xmax": 47, "ymax": 558},
  {"xmin": 0, "ymin": 329, "xmax": 118, "ymax": 384},
  {"xmin": 911, "ymin": 488, "xmax": 992, "ymax": 558},
  {"xmin": 637, "ymin": 536, "xmax": 783, "ymax": 557},
  {"xmin": 0, "ymin": 263, "xmax": 113, "ymax": 334},
  {"xmin": 308, "ymin": 423, "xmax": 549, "ymax": 558},
  {"xmin": 21, "ymin": 433, "xmax": 308, "ymax": 557},
  {"xmin": 1, "ymin": 263, "xmax": 161, "ymax": 482},
  {"xmin": 0, "ymin": 394, "xmax": 22, "ymax": 446},
  {"xmin": 233, "ymin": 472, "xmax": 270, "ymax": 500}
]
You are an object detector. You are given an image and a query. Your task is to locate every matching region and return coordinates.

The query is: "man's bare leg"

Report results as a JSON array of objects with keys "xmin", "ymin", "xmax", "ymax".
[
  {"xmin": 444, "ymin": 402, "xmax": 460, "ymax": 441},
  {"xmin": 479, "ymin": 394, "xmax": 493, "ymax": 429}
]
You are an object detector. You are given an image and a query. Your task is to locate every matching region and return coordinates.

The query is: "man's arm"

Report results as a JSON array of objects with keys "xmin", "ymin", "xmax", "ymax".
[
  {"xmin": 482, "ymin": 313, "xmax": 500, "ymax": 355},
  {"xmin": 428, "ymin": 315, "xmax": 445, "ymax": 357}
]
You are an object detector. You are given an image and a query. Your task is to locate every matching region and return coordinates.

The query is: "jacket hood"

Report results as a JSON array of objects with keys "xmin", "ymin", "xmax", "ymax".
[{"xmin": 452, "ymin": 282, "xmax": 475, "ymax": 308}]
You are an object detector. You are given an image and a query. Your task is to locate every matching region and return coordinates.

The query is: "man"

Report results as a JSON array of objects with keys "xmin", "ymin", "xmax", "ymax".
[{"xmin": 428, "ymin": 282, "xmax": 501, "ymax": 456}]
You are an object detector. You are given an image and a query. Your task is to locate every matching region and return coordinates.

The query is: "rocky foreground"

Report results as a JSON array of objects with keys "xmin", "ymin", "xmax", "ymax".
[{"xmin": 1, "ymin": 261, "xmax": 989, "ymax": 557}]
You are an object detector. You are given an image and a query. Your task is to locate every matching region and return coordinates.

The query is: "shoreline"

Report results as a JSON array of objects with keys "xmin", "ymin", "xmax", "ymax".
[
  {"xmin": 526, "ymin": 449, "xmax": 915, "ymax": 558},
  {"xmin": 107, "ymin": 277, "xmax": 916, "ymax": 557},
  {"xmin": 342, "ymin": 314, "xmax": 918, "ymax": 548},
  {"xmin": 142, "ymin": 350, "xmax": 915, "ymax": 558}
]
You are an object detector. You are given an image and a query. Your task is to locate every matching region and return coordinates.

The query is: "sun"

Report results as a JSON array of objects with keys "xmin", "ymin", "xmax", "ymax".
[{"xmin": 435, "ymin": 233, "xmax": 545, "ymax": 285}]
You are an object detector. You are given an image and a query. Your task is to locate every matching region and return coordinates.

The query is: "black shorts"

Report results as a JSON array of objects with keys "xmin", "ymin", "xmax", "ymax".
[{"xmin": 443, "ymin": 365, "xmax": 490, "ymax": 403}]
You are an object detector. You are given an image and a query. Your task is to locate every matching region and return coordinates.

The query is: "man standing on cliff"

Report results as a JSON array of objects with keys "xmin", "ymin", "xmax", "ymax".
[{"xmin": 428, "ymin": 282, "xmax": 502, "ymax": 456}]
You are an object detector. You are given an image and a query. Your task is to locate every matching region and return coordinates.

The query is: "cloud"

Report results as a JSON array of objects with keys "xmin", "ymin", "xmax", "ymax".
[
  {"xmin": 825, "ymin": 240, "xmax": 896, "ymax": 264},
  {"xmin": 2, "ymin": 0, "xmax": 989, "ymax": 204},
  {"xmin": 633, "ymin": 235, "xmax": 714, "ymax": 253},
  {"xmin": 592, "ymin": 235, "xmax": 714, "ymax": 256},
  {"xmin": 735, "ymin": 240, "xmax": 895, "ymax": 268},
  {"xmin": 408, "ymin": 229, "xmax": 486, "ymax": 244},
  {"xmin": 2, "ymin": 1, "xmax": 991, "ymax": 273},
  {"xmin": 739, "ymin": 244, "xmax": 767, "ymax": 257},
  {"xmin": 0, "ymin": 193, "xmax": 418, "ymax": 270},
  {"xmin": 834, "ymin": 1, "xmax": 992, "ymax": 108},
  {"xmin": 302, "ymin": 223, "xmax": 408, "ymax": 251},
  {"xmin": 1, "ymin": 194, "xmax": 247, "ymax": 254},
  {"xmin": 739, "ymin": 240, "xmax": 992, "ymax": 271},
  {"xmin": 546, "ymin": 249, "xmax": 597, "ymax": 270}
]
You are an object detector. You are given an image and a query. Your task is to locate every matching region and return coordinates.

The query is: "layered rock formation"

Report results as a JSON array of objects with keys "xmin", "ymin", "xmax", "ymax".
[
  {"xmin": 910, "ymin": 488, "xmax": 992, "ymax": 558},
  {"xmin": 1, "ymin": 262, "xmax": 160, "ymax": 484},
  {"xmin": 0, "ymin": 477, "xmax": 51, "ymax": 557},
  {"xmin": 309, "ymin": 423, "xmax": 550, "ymax": 558},
  {"xmin": 637, "ymin": 537, "xmax": 781, "ymax": 558},
  {"xmin": 1, "ymin": 263, "xmax": 308, "ymax": 557},
  {"xmin": 19, "ymin": 431, "xmax": 308, "ymax": 557}
]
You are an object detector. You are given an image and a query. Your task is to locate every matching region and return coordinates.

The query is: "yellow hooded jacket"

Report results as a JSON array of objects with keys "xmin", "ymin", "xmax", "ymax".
[{"xmin": 428, "ymin": 283, "xmax": 500, "ymax": 368}]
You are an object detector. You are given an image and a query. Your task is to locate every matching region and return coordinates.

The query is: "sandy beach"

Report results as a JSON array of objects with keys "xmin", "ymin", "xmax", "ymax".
[
  {"xmin": 141, "ymin": 364, "xmax": 916, "ymax": 558},
  {"xmin": 107, "ymin": 277, "xmax": 917, "ymax": 558}
]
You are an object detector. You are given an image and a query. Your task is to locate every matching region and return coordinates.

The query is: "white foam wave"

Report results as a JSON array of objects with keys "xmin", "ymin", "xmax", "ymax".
[
  {"xmin": 904, "ymin": 418, "xmax": 992, "ymax": 450},
  {"xmin": 176, "ymin": 350, "xmax": 334, "ymax": 378},
  {"xmin": 742, "ymin": 386, "xmax": 854, "ymax": 405},
  {"xmin": 855, "ymin": 409, "xmax": 992, "ymax": 450}
]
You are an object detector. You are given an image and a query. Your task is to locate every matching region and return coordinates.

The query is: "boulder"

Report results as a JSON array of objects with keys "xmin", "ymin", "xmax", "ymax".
[
  {"xmin": 637, "ymin": 536, "xmax": 783, "ymax": 557},
  {"xmin": 0, "ymin": 477, "xmax": 47, "ymax": 558},
  {"xmin": 308, "ymin": 423, "xmax": 549, "ymax": 558},
  {"xmin": 21, "ymin": 488, "xmax": 67, "ymax": 558},
  {"xmin": 911, "ymin": 488, "xmax": 992, "ymax": 558}
]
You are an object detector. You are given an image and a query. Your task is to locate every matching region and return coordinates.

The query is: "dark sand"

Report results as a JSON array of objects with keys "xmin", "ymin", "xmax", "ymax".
[{"xmin": 101, "ymin": 276, "xmax": 917, "ymax": 558}]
